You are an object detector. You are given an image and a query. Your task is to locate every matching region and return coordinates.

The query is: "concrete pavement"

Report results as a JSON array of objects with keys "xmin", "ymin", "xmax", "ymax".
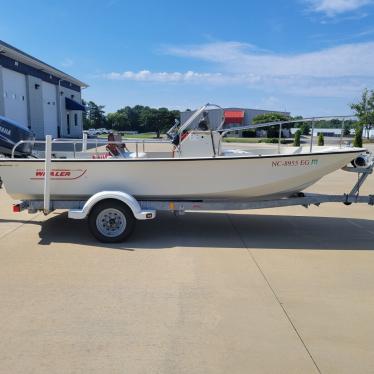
[{"xmin": 0, "ymin": 160, "xmax": 374, "ymax": 373}]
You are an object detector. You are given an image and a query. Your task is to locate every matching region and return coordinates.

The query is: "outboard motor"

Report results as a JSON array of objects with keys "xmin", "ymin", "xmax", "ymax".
[
  {"xmin": 0, "ymin": 115, "xmax": 34, "ymax": 157},
  {"xmin": 352, "ymin": 153, "xmax": 371, "ymax": 168}
]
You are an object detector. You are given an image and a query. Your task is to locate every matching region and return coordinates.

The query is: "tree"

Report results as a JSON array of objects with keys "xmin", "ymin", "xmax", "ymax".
[
  {"xmin": 293, "ymin": 129, "xmax": 301, "ymax": 146},
  {"xmin": 106, "ymin": 106, "xmax": 180, "ymax": 135},
  {"xmin": 292, "ymin": 115, "xmax": 310, "ymax": 135},
  {"xmin": 82, "ymin": 99, "xmax": 90, "ymax": 130},
  {"xmin": 353, "ymin": 125, "xmax": 363, "ymax": 148},
  {"xmin": 107, "ymin": 111, "xmax": 131, "ymax": 131},
  {"xmin": 350, "ymin": 89, "xmax": 374, "ymax": 139},
  {"xmin": 317, "ymin": 133, "xmax": 324, "ymax": 146},
  {"xmin": 85, "ymin": 101, "xmax": 106, "ymax": 129},
  {"xmin": 252, "ymin": 112, "xmax": 291, "ymax": 138},
  {"xmin": 300, "ymin": 123, "xmax": 310, "ymax": 135},
  {"xmin": 330, "ymin": 119, "xmax": 341, "ymax": 127}
]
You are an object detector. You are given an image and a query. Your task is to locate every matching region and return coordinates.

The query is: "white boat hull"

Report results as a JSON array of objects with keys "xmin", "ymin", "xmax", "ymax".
[{"xmin": 0, "ymin": 148, "xmax": 363, "ymax": 201}]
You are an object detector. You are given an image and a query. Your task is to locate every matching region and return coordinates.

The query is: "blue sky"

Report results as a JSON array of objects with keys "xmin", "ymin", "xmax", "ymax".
[{"xmin": 1, "ymin": 0, "xmax": 374, "ymax": 116}]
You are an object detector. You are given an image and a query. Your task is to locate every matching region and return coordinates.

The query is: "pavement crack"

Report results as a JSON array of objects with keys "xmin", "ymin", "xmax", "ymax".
[{"xmin": 226, "ymin": 213, "xmax": 322, "ymax": 374}]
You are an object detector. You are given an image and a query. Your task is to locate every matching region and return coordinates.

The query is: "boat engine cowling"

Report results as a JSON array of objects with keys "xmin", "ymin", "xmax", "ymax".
[
  {"xmin": 352, "ymin": 154, "xmax": 370, "ymax": 168},
  {"xmin": 0, "ymin": 116, "xmax": 34, "ymax": 157}
]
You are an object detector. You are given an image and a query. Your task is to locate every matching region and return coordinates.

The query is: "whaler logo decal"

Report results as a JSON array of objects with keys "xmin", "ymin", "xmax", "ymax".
[
  {"xmin": 31, "ymin": 169, "xmax": 87, "ymax": 180},
  {"xmin": 0, "ymin": 125, "xmax": 11, "ymax": 137}
]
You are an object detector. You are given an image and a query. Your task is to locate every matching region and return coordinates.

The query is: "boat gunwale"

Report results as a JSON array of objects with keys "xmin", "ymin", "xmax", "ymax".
[{"xmin": 0, "ymin": 148, "xmax": 365, "ymax": 163}]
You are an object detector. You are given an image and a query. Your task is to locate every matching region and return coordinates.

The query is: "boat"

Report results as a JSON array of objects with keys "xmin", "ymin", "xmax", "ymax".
[{"xmin": 0, "ymin": 104, "xmax": 367, "ymax": 202}]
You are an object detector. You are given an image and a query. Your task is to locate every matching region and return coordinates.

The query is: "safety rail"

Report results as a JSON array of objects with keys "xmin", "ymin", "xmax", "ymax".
[
  {"xmin": 221, "ymin": 115, "xmax": 358, "ymax": 152},
  {"xmin": 11, "ymin": 136, "xmax": 171, "ymax": 159}
]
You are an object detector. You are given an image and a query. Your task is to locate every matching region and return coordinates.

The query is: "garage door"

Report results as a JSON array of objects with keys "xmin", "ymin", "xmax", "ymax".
[
  {"xmin": 42, "ymin": 82, "xmax": 58, "ymax": 138},
  {"xmin": 2, "ymin": 68, "xmax": 28, "ymax": 128}
]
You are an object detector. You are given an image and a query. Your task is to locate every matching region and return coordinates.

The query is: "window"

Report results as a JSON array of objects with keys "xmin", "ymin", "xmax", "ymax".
[
  {"xmin": 67, "ymin": 113, "xmax": 70, "ymax": 135},
  {"xmin": 74, "ymin": 113, "xmax": 78, "ymax": 126}
]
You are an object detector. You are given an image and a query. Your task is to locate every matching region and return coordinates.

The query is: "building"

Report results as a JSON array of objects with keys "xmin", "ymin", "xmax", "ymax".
[
  {"xmin": 180, "ymin": 107, "xmax": 290, "ymax": 137},
  {"xmin": 0, "ymin": 40, "xmax": 88, "ymax": 139}
]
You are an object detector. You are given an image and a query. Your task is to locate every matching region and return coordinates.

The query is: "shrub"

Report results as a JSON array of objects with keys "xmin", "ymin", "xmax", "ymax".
[
  {"xmin": 293, "ymin": 130, "xmax": 301, "ymax": 146},
  {"xmin": 317, "ymin": 133, "xmax": 324, "ymax": 146},
  {"xmin": 258, "ymin": 138, "xmax": 293, "ymax": 144},
  {"xmin": 258, "ymin": 138, "xmax": 279, "ymax": 144},
  {"xmin": 353, "ymin": 126, "xmax": 363, "ymax": 148},
  {"xmin": 242, "ymin": 130, "xmax": 256, "ymax": 138}
]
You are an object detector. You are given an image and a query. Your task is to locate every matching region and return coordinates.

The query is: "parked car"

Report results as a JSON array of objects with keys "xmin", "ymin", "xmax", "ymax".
[{"xmin": 87, "ymin": 128, "xmax": 97, "ymax": 137}]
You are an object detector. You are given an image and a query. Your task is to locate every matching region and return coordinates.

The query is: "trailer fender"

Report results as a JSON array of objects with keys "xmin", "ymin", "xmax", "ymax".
[{"xmin": 68, "ymin": 191, "xmax": 156, "ymax": 220}]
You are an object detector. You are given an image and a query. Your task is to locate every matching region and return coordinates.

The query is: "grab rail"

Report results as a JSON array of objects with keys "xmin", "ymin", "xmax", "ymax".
[
  {"xmin": 11, "ymin": 137, "xmax": 171, "ymax": 159},
  {"xmin": 221, "ymin": 114, "xmax": 357, "ymax": 153}
]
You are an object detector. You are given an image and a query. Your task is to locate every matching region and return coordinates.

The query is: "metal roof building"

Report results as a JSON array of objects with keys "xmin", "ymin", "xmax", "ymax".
[
  {"xmin": 0, "ymin": 40, "xmax": 88, "ymax": 139},
  {"xmin": 180, "ymin": 107, "xmax": 290, "ymax": 136}
]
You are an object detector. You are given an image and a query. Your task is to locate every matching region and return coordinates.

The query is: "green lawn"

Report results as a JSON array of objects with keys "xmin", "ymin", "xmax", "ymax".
[{"xmin": 223, "ymin": 137, "xmax": 265, "ymax": 143}]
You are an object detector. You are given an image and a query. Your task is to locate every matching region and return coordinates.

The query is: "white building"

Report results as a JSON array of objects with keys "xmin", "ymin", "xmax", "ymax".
[{"xmin": 0, "ymin": 40, "xmax": 88, "ymax": 139}]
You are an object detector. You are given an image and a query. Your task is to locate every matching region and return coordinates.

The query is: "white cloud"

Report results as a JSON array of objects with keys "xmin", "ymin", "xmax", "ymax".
[
  {"xmin": 104, "ymin": 70, "xmax": 225, "ymax": 83},
  {"xmin": 103, "ymin": 41, "xmax": 374, "ymax": 98},
  {"xmin": 306, "ymin": 0, "xmax": 373, "ymax": 16},
  {"xmin": 166, "ymin": 41, "xmax": 374, "ymax": 77}
]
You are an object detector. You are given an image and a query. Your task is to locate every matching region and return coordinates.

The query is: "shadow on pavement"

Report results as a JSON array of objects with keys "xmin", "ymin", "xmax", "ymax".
[{"xmin": 2, "ymin": 210, "xmax": 373, "ymax": 251}]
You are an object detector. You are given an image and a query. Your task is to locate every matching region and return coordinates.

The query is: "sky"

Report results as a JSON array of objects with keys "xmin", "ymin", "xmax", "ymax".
[{"xmin": 1, "ymin": 0, "xmax": 374, "ymax": 116}]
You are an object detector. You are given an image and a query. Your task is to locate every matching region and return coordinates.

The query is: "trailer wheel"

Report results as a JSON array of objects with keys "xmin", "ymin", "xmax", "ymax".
[{"xmin": 88, "ymin": 200, "xmax": 135, "ymax": 243}]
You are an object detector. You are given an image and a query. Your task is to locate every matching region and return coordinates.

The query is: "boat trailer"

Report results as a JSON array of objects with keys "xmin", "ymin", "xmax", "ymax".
[
  {"xmin": 11, "ymin": 158, "xmax": 374, "ymax": 242},
  {"xmin": 6, "ymin": 135, "xmax": 374, "ymax": 242}
]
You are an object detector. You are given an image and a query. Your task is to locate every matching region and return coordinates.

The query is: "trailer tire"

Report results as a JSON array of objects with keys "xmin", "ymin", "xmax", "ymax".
[{"xmin": 88, "ymin": 200, "xmax": 135, "ymax": 243}]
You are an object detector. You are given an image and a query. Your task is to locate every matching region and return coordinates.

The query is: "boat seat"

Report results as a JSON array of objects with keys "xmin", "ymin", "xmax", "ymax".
[
  {"xmin": 106, "ymin": 132, "xmax": 146, "ymax": 158},
  {"xmin": 221, "ymin": 149, "xmax": 254, "ymax": 156},
  {"xmin": 127, "ymin": 152, "xmax": 147, "ymax": 158},
  {"xmin": 111, "ymin": 149, "xmax": 147, "ymax": 158}
]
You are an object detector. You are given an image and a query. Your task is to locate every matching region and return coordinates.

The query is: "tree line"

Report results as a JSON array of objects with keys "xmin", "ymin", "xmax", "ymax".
[{"xmin": 83, "ymin": 101, "xmax": 180, "ymax": 136}]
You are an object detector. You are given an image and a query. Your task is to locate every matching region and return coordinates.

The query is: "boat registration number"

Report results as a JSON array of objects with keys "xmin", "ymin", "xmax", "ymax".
[{"xmin": 272, "ymin": 159, "xmax": 318, "ymax": 167}]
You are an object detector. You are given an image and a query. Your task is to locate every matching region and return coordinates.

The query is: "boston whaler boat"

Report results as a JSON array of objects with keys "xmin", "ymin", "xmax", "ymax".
[{"xmin": 0, "ymin": 104, "xmax": 373, "ymax": 242}]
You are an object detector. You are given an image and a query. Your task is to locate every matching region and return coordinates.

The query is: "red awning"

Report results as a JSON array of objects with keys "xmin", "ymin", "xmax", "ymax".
[{"xmin": 224, "ymin": 110, "xmax": 244, "ymax": 124}]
